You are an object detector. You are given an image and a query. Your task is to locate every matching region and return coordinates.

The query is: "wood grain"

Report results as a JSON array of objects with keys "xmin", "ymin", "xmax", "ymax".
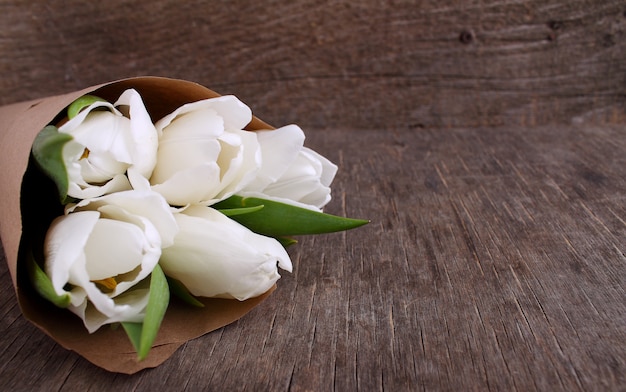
[
  {"xmin": 0, "ymin": 0, "xmax": 624, "ymax": 130},
  {"xmin": 0, "ymin": 0, "xmax": 625, "ymax": 390},
  {"xmin": 1, "ymin": 124, "xmax": 625, "ymax": 390}
]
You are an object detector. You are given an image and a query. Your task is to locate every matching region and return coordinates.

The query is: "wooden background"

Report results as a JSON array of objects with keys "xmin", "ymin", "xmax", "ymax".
[{"xmin": 0, "ymin": 0, "xmax": 624, "ymax": 390}]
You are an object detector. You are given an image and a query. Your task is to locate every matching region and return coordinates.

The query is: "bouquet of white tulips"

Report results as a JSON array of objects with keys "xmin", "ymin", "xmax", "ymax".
[{"xmin": 0, "ymin": 77, "xmax": 366, "ymax": 373}]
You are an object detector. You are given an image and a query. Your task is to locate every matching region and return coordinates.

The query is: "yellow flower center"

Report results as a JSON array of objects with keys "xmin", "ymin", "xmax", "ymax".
[
  {"xmin": 92, "ymin": 277, "xmax": 118, "ymax": 292},
  {"xmin": 80, "ymin": 148, "xmax": 90, "ymax": 160}
]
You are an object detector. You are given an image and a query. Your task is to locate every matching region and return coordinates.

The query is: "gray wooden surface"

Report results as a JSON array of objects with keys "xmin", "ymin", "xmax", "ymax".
[
  {"xmin": 0, "ymin": 1, "xmax": 624, "ymax": 129},
  {"xmin": 1, "ymin": 124, "xmax": 625, "ymax": 390},
  {"xmin": 0, "ymin": 1, "xmax": 625, "ymax": 391}
]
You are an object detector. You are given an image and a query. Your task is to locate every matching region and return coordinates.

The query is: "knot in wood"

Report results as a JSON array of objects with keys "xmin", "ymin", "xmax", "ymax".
[{"xmin": 459, "ymin": 30, "xmax": 474, "ymax": 44}]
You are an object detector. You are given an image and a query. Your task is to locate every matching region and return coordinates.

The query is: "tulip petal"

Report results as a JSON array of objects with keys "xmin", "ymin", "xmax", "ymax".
[
  {"xmin": 83, "ymin": 218, "xmax": 146, "ymax": 280},
  {"xmin": 151, "ymin": 163, "xmax": 222, "ymax": 206},
  {"xmin": 59, "ymin": 94, "xmax": 157, "ymax": 198},
  {"xmin": 69, "ymin": 189, "xmax": 178, "ymax": 248},
  {"xmin": 78, "ymin": 149, "xmax": 129, "ymax": 183},
  {"xmin": 68, "ymin": 111, "xmax": 134, "ymax": 165},
  {"xmin": 59, "ymin": 100, "xmax": 119, "ymax": 133},
  {"xmin": 262, "ymin": 176, "xmax": 332, "ymax": 209},
  {"xmin": 155, "ymin": 95, "xmax": 252, "ymax": 134},
  {"xmin": 67, "ymin": 259, "xmax": 152, "ymax": 333},
  {"xmin": 80, "ymin": 282, "xmax": 151, "ymax": 333},
  {"xmin": 66, "ymin": 173, "xmax": 131, "ymax": 200},
  {"xmin": 253, "ymin": 147, "xmax": 338, "ymax": 209},
  {"xmin": 159, "ymin": 206, "xmax": 292, "ymax": 300},
  {"xmin": 151, "ymin": 129, "xmax": 222, "ymax": 185},
  {"xmin": 45, "ymin": 211, "xmax": 100, "ymax": 295},
  {"xmin": 213, "ymin": 129, "xmax": 261, "ymax": 201},
  {"xmin": 237, "ymin": 126, "xmax": 338, "ymax": 210},
  {"xmin": 115, "ymin": 89, "xmax": 159, "ymax": 179},
  {"xmin": 45, "ymin": 190, "xmax": 174, "ymax": 332},
  {"xmin": 150, "ymin": 96, "xmax": 259, "ymax": 206},
  {"xmin": 243, "ymin": 125, "xmax": 305, "ymax": 191},
  {"xmin": 302, "ymin": 147, "xmax": 338, "ymax": 187}
]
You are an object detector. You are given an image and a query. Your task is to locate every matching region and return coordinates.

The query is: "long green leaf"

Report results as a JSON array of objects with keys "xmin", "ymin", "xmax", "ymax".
[
  {"xmin": 67, "ymin": 95, "xmax": 107, "ymax": 119},
  {"xmin": 217, "ymin": 204, "xmax": 264, "ymax": 217},
  {"xmin": 122, "ymin": 265, "xmax": 170, "ymax": 360},
  {"xmin": 121, "ymin": 322, "xmax": 142, "ymax": 353},
  {"xmin": 213, "ymin": 195, "xmax": 369, "ymax": 237},
  {"xmin": 138, "ymin": 264, "xmax": 169, "ymax": 360},
  {"xmin": 167, "ymin": 277, "xmax": 204, "ymax": 308},
  {"xmin": 277, "ymin": 237, "xmax": 298, "ymax": 247},
  {"xmin": 31, "ymin": 125, "xmax": 74, "ymax": 204},
  {"xmin": 25, "ymin": 248, "xmax": 71, "ymax": 308}
]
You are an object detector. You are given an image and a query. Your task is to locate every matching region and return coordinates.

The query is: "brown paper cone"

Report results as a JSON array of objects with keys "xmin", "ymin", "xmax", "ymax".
[{"xmin": 0, "ymin": 76, "xmax": 277, "ymax": 374}]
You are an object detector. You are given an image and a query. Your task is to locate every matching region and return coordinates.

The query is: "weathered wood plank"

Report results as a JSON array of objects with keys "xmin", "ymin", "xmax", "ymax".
[
  {"xmin": 0, "ymin": 0, "xmax": 624, "ymax": 390},
  {"xmin": 0, "ymin": 1, "xmax": 624, "ymax": 129},
  {"xmin": 0, "ymin": 124, "xmax": 624, "ymax": 391}
]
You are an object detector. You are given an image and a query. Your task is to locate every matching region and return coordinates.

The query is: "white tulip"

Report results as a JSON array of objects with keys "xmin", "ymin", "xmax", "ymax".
[
  {"xmin": 45, "ymin": 190, "xmax": 177, "ymax": 332},
  {"xmin": 150, "ymin": 96, "xmax": 261, "ymax": 206},
  {"xmin": 159, "ymin": 205, "xmax": 292, "ymax": 301},
  {"xmin": 59, "ymin": 89, "xmax": 158, "ymax": 199},
  {"xmin": 239, "ymin": 125, "xmax": 338, "ymax": 210}
]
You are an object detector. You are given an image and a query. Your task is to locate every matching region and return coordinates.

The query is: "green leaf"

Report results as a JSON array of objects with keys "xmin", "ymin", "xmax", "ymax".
[
  {"xmin": 121, "ymin": 322, "xmax": 142, "ymax": 353},
  {"xmin": 139, "ymin": 264, "xmax": 169, "ymax": 360},
  {"xmin": 67, "ymin": 95, "xmax": 107, "ymax": 119},
  {"xmin": 122, "ymin": 264, "xmax": 170, "ymax": 360},
  {"xmin": 25, "ymin": 248, "xmax": 71, "ymax": 308},
  {"xmin": 277, "ymin": 237, "xmax": 298, "ymax": 247},
  {"xmin": 217, "ymin": 204, "xmax": 264, "ymax": 217},
  {"xmin": 213, "ymin": 195, "xmax": 369, "ymax": 237},
  {"xmin": 167, "ymin": 277, "xmax": 204, "ymax": 308},
  {"xmin": 31, "ymin": 126, "xmax": 74, "ymax": 204}
]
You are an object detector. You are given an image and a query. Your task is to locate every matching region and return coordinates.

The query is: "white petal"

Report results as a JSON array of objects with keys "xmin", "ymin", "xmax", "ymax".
[
  {"xmin": 62, "ymin": 139, "xmax": 88, "ymax": 183},
  {"xmin": 77, "ymin": 280, "xmax": 151, "ymax": 333},
  {"xmin": 155, "ymin": 95, "xmax": 252, "ymax": 134},
  {"xmin": 251, "ymin": 147, "xmax": 338, "ymax": 210},
  {"xmin": 44, "ymin": 211, "xmax": 100, "ymax": 295},
  {"xmin": 66, "ymin": 173, "xmax": 131, "ymax": 200},
  {"xmin": 44, "ymin": 191, "xmax": 166, "ymax": 333},
  {"xmin": 114, "ymin": 89, "xmax": 159, "ymax": 179},
  {"xmin": 127, "ymin": 167, "xmax": 152, "ymax": 191},
  {"xmin": 151, "ymin": 130, "xmax": 221, "ymax": 185},
  {"xmin": 82, "ymin": 218, "xmax": 146, "ymax": 280},
  {"xmin": 243, "ymin": 125, "xmax": 305, "ymax": 191},
  {"xmin": 59, "ymin": 99, "xmax": 138, "ymax": 198},
  {"xmin": 264, "ymin": 177, "xmax": 331, "ymax": 209},
  {"xmin": 160, "ymin": 206, "xmax": 292, "ymax": 300},
  {"xmin": 302, "ymin": 147, "xmax": 338, "ymax": 187},
  {"xmin": 70, "ymin": 111, "xmax": 134, "ymax": 164},
  {"xmin": 213, "ymin": 129, "xmax": 261, "ymax": 201},
  {"xmin": 59, "ymin": 100, "xmax": 119, "ymax": 133},
  {"xmin": 159, "ymin": 107, "xmax": 224, "ymax": 140},
  {"xmin": 79, "ymin": 150, "xmax": 129, "ymax": 183},
  {"xmin": 151, "ymin": 163, "xmax": 222, "ymax": 206},
  {"xmin": 91, "ymin": 204, "xmax": 162, "ymax": 296},
  {"xmin": 299, "ymin": 186, "xmax": 332, "ymax": 208},
  {"xmin": 69, "ymin": 189, "xmax": 178, "ymax": 248}
]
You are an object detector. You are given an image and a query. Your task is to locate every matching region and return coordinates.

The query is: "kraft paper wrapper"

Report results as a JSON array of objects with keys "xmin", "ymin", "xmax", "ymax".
[{"xmin": 0, "ymin": 76, "xmax": 277, "ymax": 374}]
